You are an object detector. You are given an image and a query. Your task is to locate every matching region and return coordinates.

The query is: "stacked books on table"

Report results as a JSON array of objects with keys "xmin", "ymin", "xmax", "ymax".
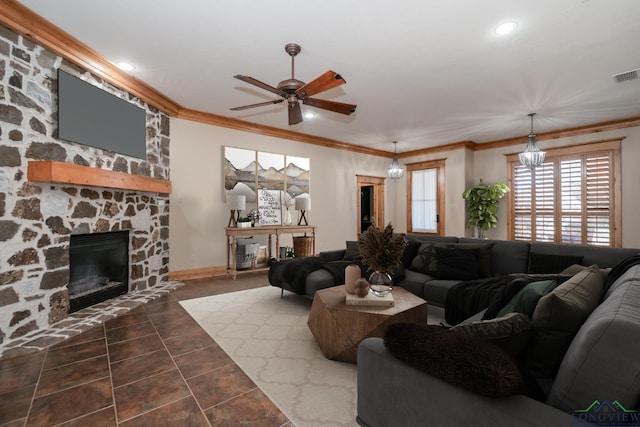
[{"xmin": 345, "ymin": 291, "xmax": 395, "ymax": 307}]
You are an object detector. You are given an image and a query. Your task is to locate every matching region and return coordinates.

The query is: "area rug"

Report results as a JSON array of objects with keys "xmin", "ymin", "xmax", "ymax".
[{"xmin": 180, "ymin": 286, "xmax": 357, "ymax": 427}]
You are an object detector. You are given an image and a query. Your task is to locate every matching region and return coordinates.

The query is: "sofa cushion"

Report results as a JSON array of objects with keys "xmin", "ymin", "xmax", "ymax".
[
  {"xmin": 451, "ymin": 312, "xmax": 532, "ymax": 359},
  {"xmin": 528, "ymin": 252, "xmax": 584, "ymax": 274},
  {"xmin": 497, "ymin": 279, "xmax": 558, "ymax": 318},
  {"xmin": 423, "ymin": 279, "xmax": 462, "ymax": 308},
  {"xmin": 459, "ymin": 238, "xmax": 530, "ymax": 275},
  {"xmin": 342, "ymin": 240, "xmax": 360, "ymax": 260},
  {"xmin": 434, "ymin": 246, "xmax": 479, "ymax": 281},
  {"xmin": 525, "ymin": 266, "xmax": 604, "ymax": 378},
  {"xmin": 431, "ymin": 242, "xmax": 493, "ymax": 278},
  {"xmin": 384, "ymin": 323, "xmax": 526, "ymax": 397},
  {"xmin": 410, "ymin": 242, "xmax": 434, "ymax": 274},
  {"xmin": 401, "ymin": 239, "xmax": 422, "ymax": 268},
  {"xmin": 547, "ymin": 267, "xmax": 640, "ymax": 413}
]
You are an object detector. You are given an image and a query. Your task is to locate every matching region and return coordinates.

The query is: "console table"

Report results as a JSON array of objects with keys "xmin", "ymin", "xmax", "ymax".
[{"xmin": 225, "ymin": 225, "xmax": 317, "ymax": 279}]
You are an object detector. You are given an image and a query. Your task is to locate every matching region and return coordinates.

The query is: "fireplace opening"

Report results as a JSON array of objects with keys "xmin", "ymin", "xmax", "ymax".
[{"xmin": 68, "ymin": 230, "xmax": 129, "ymax": 313}]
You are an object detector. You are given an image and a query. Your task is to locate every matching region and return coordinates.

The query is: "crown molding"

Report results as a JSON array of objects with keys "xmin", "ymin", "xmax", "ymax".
[
  {"xmin": 476, "ymin": 116, "xmax": 640, "ymax": 151},
  {"xmin": 177, "ymin": 108, "xmax": 389, "ymax": 157}
]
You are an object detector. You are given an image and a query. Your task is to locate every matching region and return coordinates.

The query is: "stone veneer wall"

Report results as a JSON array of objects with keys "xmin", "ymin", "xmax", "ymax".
[{"xmin": 0, "ymin": 25, "xmax": 170, "ymax": 351}]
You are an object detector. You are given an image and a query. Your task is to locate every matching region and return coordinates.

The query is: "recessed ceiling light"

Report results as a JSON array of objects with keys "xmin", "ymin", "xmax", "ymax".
[
  {"xmin": 116, "ymin": 61, "xmax": 135, "ymax": 71},
  {"xmin": 494, "ymin": 21, "xmax": 518, "ymax": 35},
  {"xmin": 304, "ymin": 112, "xmax": 315, "ymax": 119}
]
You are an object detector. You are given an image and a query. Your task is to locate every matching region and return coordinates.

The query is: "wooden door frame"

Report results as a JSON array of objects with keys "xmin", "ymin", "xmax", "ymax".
[{"xmin": 357, "ymin": 175, "xmax": 385, "ymax": 234}]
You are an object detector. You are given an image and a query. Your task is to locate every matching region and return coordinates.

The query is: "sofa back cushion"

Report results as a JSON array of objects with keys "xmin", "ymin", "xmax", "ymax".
[
  {"xmin": 547, "ymin": 265, "xmax": 640, "ymax": 413},
  {"xmin": 459, "ymin": 238, "xmax": 530, "ymax": 275},
  {"xmin": 530, "ymin": 242, "xmax": 640, "ymax": 269}
]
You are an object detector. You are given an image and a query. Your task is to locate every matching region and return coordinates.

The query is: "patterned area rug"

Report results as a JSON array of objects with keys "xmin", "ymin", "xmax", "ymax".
[{"xmin": 180, "ymin": 286, "xmax": 357, "ymax": 427}]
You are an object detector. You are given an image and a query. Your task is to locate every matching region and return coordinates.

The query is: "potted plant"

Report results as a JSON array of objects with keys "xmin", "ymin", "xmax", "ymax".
[
  {"xmin": 237, "ymin": 217, "xmax": 252, "ymax": 228},
  {"xmin": 462, "ymin": 179, "xmax": 510, "ymax": 238},
  {"xmin": 357, "ymin": 223, "xmax": 406, "ymax": 296}
]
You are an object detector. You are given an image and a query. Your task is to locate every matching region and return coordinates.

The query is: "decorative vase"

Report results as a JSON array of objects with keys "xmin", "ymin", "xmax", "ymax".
[
  {"xmin": 345, "ymin": 264, "xmax": 361, "ymax": 294},
  {"xmin": 368, "ymin": 270, "xmax": 392, "ymax": 297},
  {"xmin": 283, "ymin": 209, "xmax": 292, "ymax": 225}
]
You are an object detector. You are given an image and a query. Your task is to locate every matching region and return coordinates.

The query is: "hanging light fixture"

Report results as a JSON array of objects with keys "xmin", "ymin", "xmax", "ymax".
[
  {"xmin": 387, "ymin": 141, "xmax": 405, "ymax": 179},
  {"xmin": 519, "ymin": 113, "xmax": 546, "ymax": 168}
]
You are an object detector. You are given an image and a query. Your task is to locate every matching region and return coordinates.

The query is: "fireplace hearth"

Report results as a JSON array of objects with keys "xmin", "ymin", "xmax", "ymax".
[{"xmin": 68, "ymin": 231, "xmax": 129, "ymax": 313}]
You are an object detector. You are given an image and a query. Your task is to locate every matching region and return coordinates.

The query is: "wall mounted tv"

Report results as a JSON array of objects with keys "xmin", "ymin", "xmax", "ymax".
[{"xmin": 57, "ymin": 69, "xmax": 147, "ymax": 159}]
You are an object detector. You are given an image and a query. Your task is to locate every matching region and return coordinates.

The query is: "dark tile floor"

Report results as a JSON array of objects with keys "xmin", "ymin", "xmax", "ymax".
[{"xmin": 0, "ymin": 272, "xmax": 293, "ymax": 427}]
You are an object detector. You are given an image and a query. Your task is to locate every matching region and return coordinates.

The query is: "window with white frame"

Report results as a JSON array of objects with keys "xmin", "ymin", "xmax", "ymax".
[{"xmin": 407, "ymin": 159, "xmax": 445, "ymax": 234}]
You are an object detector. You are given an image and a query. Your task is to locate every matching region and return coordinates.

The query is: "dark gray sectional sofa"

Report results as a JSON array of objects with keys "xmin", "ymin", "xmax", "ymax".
[
  {"xmin": 271, "ymin": 233, "xmax": 638, "ymax": 306},
  {"xmin": 357, "ymin": 262, "xmax": 640, "ymax": 427}
]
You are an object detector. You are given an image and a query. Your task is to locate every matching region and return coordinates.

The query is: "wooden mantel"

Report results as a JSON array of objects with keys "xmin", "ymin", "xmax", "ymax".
[{"xmin": 28, "ymin": 161, "xmax": 172, "ymax": 194}]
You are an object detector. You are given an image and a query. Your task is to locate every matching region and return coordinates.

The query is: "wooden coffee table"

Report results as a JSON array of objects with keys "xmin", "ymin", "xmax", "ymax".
[{"xmin": 307, "ymin": 285, "xmax": 428, "ymax": 364}]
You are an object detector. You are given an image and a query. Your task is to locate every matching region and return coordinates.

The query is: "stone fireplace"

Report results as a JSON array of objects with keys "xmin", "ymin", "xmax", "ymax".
[{"xmin": 0, "ymin": 25, "xmax": 171, "ymax": 353}]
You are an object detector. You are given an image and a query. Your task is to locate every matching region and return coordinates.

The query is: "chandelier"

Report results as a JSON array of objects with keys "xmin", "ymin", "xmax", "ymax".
[
  {"xmin": 387, "ymin": 141, "xmax": 405, "ymax": 179},
  {"xmin": 519, "ymin": 113, "xmax": 546, "ymax": 168}
]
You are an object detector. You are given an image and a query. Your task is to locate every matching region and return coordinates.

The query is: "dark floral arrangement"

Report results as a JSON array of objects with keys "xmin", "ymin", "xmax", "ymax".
[{"xmin": 357, "ymin": 223, "xmax": 406, "ymax": 272}]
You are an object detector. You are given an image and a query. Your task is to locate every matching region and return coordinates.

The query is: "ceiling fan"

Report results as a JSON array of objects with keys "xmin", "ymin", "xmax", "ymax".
[{"xmin": 231, "ymin": 43, "xmax": 357, "ymax": 125}]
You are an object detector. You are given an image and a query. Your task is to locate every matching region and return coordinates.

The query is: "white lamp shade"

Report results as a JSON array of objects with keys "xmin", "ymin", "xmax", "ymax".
[
  {"xmin": 228, "ymin": 194, "xmax": 246, "ymax": 210},
  {"xmin": 295, "ymin": 197, "xmax": 311, "ymax": 211}
]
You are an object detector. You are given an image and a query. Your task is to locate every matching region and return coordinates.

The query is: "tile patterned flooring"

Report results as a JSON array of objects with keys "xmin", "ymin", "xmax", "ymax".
[{"xmin": 0, "ymin": 272, "xmax": 293, "ymax": 426}]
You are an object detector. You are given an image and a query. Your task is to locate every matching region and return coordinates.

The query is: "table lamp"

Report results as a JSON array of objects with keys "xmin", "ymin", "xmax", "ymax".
[
  {"xmin": 227, "ymin": 194, "xmax": 246, "ymax": 227},
  {"xmin": 295, "ymin": 197, "xmax": 311, "ymax": 225}
]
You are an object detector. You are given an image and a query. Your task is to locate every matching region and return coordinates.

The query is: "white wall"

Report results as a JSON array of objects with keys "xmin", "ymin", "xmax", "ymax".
[
  {"xmin": 170, "ymin": 119, "xmax": 640, "ymax": 273},
  {"xmin": 169, "ymin": 118, "xmax": 390, "ymax": 272}
]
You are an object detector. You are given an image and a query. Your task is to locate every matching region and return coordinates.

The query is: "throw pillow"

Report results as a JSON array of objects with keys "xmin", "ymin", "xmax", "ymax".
[
  {"xmin": 384, "ymin": 323, "xmax": 526, "ymax": 397},
  {"xmin": 401, "ymin": 239, "xmax": 422, "ymax": 269},
  {"xmin": 451, "ymin": 242, "xmax": 494, "ymax": 278},
  {"xmin": 496, "ymin": 279, "xmax": 558, "ymax": 318},
  {"xmin": 342, "ymin": 241, "xmax": 360, "ymax": 260},
  {"xmin": 528, "ymin": 252, "xmax": 584, "ymax": 274},
  {"xmin": 451, "ymin": 312, "xmax": 532, "ymax": 359},
  {"xmin": 427, "ymin": 242, "xmax": 493, "ymax": 278},
  {"xmin": 561, "ymin": 263, "xmax": 611, "ymax": 283},
  {"xmin": 525, "ymin": 266, "xmax": 604, "ymax": 378},
  {"xmin": 410, "ymin": 242, "xmax": 435, "ymax": 275},
  {"xmin": 434, "ymin": 246, "xmax": 479, "ymax": 281}
]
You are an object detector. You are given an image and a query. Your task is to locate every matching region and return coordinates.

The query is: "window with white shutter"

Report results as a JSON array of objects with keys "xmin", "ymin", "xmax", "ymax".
[{"xmin": 507, "ymin": 139, "xmax": 621, "ymax": 247}]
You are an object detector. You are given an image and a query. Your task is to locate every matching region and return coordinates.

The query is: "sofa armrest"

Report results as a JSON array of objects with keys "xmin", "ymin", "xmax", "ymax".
[
  {"xmin": 357, "ymin": 338, "xmax": 580, "ymax": 427},
  {"xmin": 319, "ymin": 249, "xmax": 346, "ymax": 262}
]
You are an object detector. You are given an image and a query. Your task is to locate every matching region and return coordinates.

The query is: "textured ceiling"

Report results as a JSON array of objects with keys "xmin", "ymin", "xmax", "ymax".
[{"xmin": 18, "ymin": 0, "xmax": 640, "ymax": 153}]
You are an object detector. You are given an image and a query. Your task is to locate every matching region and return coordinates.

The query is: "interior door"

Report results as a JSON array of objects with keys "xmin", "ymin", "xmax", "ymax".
[{"xmin": 357, "ymin": 175, "xmax": 385, "ymax": 234}]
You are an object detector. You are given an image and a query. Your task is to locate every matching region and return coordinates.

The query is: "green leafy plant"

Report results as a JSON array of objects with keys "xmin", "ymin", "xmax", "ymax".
[
  {"xmin": 462, "ymin": 179, "xmax": 510, "ymax": 238},
  {"xmin": 357, "ymin": 223, "xmax": 406, "ymax": 272}
]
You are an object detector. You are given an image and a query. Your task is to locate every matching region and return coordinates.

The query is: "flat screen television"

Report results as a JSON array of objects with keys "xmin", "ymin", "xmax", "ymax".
[{"xmin": 57, "ymin": 69, "xmax": 147, "ymax": 159}]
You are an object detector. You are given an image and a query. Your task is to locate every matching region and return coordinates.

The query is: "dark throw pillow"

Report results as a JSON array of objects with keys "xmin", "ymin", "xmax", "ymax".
[
  {"xmin": 434, "ymin": 246, "xmax": 479, "ymax": 281},
  {"xmin": 401, "ymin": 240, "xmax": 422, "ymax": 269},
  {"xmin": 451, "ymin": 312, "xmax": 532, "ymax": 359},
  {"xmin": 496, "ymin": 279, "xmax": 558, "ymax": 318},
  {"xmin": 342, "ymin": 241, "xmax": 360, "ymax": 260},
  {"xmin": 525, "ymin": 266, "xmax": 604, "ymax": 378},
  {"xmin": 528, "ymin": 252, "xmax": 584, "ymax": 274},
  {"xmin": 384, "ymin": 323, "xmax": 525, "ymax": 397},
  {"xmin": 410, "ymin": 242, "xmax": 435, "ymax": 274}
]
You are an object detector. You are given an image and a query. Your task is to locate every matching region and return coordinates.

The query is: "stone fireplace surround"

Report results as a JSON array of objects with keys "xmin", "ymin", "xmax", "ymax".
[{"xmin": 0, "ymin": 25, "xmax": 171, "ymax": 355}]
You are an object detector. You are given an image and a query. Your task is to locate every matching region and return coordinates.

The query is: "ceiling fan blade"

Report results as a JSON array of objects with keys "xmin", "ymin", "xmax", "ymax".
[
  {"xmin": 289, "ymin": 102, "xmax": 303, "ymax": 125},
  {"xmin": 234, "ymin": 75, "xmax": 287, "ymax": 97},
  {"xmin": 230, "ymin": 99, "xmax": 284, "ymax": 111},
  {"xmin": 295, "ymin": 70, "xmax": 346, "ymax": 97},
  {"xmin": 302, "ymin": 98, "xmax": 357, "ymax": 115}
]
